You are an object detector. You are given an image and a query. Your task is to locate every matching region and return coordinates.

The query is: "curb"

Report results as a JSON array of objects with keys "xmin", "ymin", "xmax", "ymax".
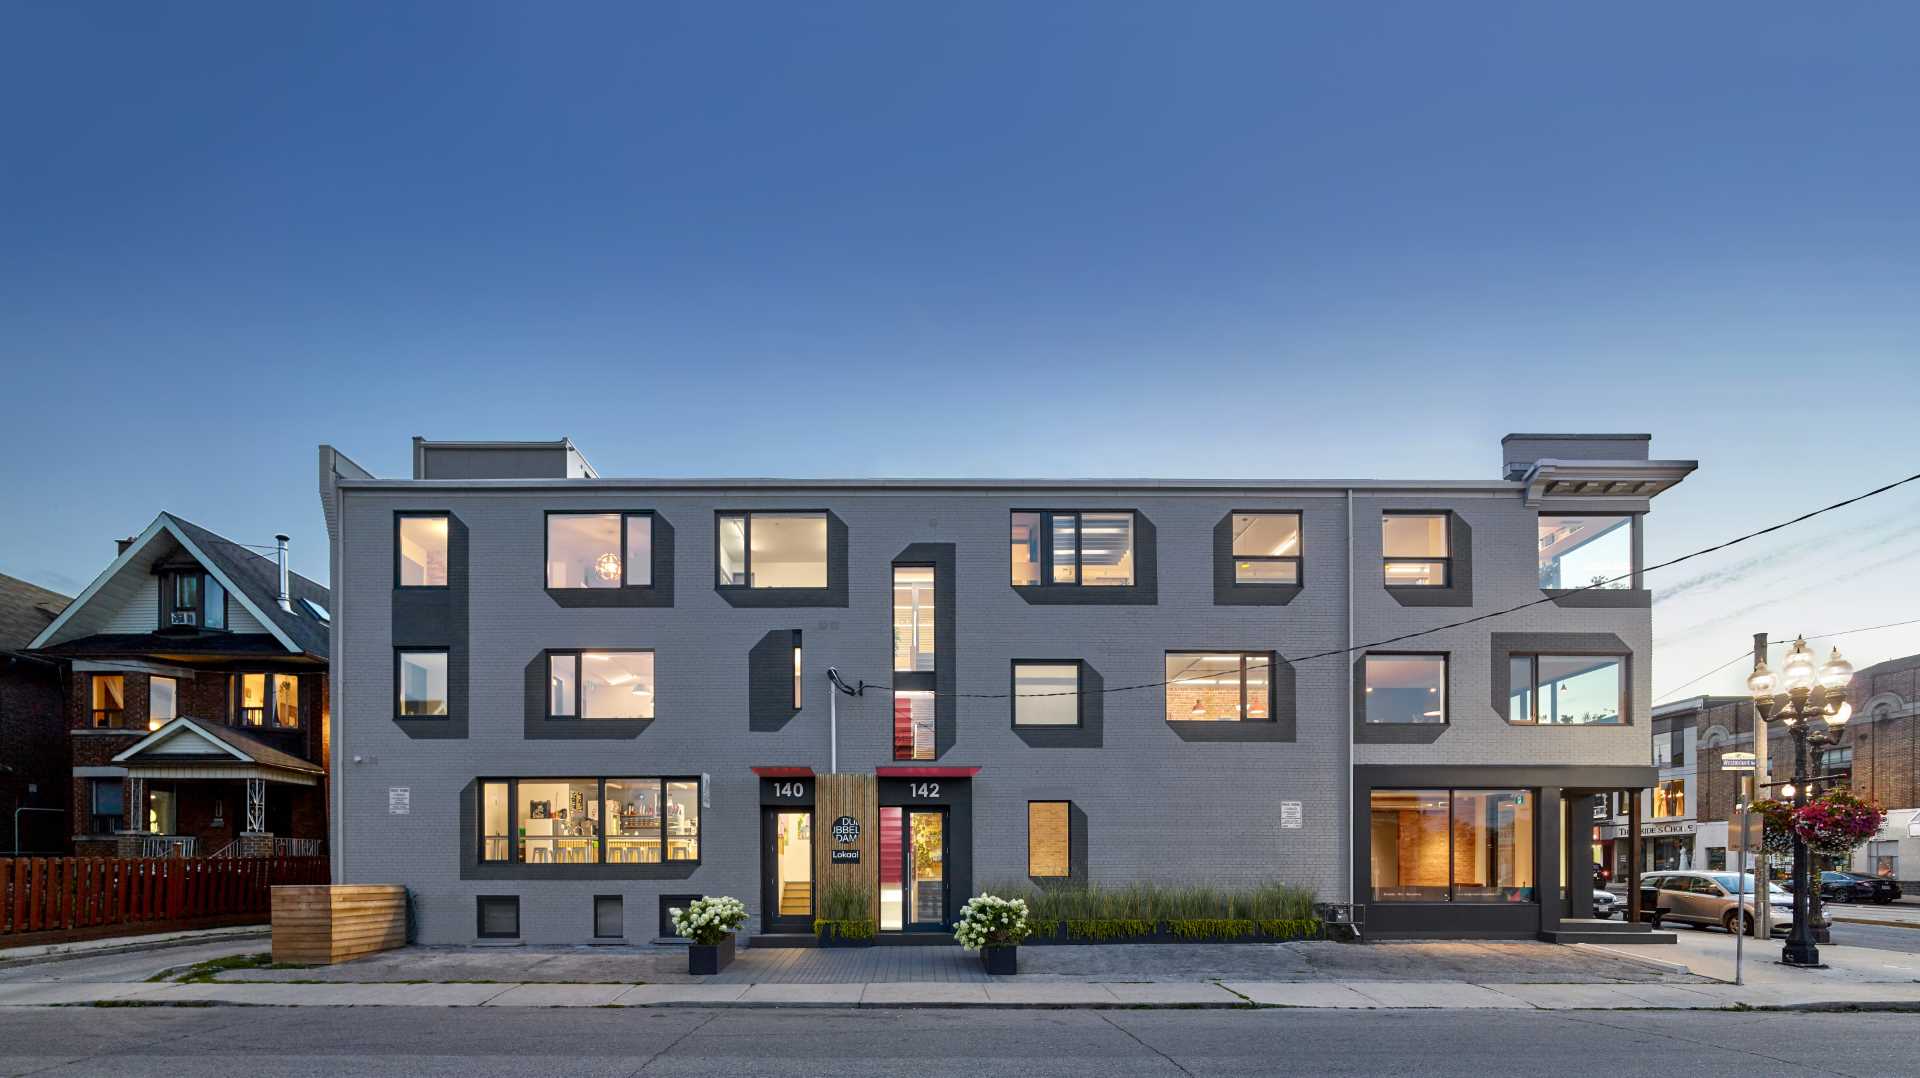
[
  {"xmin": 31, "ymin": 997, "xmax": 1920, "ymax": 1013},
  {"xmin": 1830, "ymin": 916, "xmax": 1920, "ymax": 932},
  {"xmin": 0, "ymin": 929, "xmax": 269, "ymax": 970},
  {"xmin": 1567, "ymin": 943, "xmax": 1693, "ymax": 976}
]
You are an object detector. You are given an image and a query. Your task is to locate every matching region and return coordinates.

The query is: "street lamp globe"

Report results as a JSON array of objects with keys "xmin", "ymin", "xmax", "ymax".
[
  {"xmin": 1781, "ymin": 638, "xmax": 1817, "ymax": 692},
  {"xmin": 1825, "ymin": 700, "xmax": 1852, "ymax": 728},
  {"xmin": 1746, "ymin": 661, "xmax": 1775, "ymax": 700},
  {"xmin": 1818, "ymin": 647, "xmax": 1854, "ymax": 690}
]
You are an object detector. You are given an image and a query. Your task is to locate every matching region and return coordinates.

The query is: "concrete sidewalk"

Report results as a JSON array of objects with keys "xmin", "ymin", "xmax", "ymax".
[{"xmin": 3, "ymin": 976, "xmax": 1919, "ymax": 1010}]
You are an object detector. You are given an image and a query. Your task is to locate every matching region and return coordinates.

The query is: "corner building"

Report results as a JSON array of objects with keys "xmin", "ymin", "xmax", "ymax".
[{"xmin": 320, "ymin": 434, "xmax": 1693, "ymax": 943}]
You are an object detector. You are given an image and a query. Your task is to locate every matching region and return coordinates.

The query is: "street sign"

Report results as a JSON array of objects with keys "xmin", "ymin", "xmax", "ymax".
[{"xmin": 1721, "ymin": 752, "xmax": 1756, "ymax": 772}]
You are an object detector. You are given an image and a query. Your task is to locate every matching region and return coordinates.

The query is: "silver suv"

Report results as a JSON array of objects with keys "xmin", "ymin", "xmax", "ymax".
[{"xmin": 1642, "ymin": 871, "xmax": 1829, "ymax": 935}]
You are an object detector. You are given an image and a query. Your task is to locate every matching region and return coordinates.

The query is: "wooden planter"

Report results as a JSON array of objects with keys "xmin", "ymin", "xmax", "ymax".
[
  {"xmin": 981, "ymin": 944, "xmax": 1018, "ymax": 975},
  {"xmin": 689, "ymin": 933, "xmax": 736, "ymax": 975},
  {"xmin": 271, "ymin": 884, "xmax": 406, "ymax": 965}
]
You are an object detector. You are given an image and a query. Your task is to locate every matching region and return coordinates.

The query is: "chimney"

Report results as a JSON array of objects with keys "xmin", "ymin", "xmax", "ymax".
[
  {"xmin": 116, "ymin": 536, "xmax": 136, "ymax": 555},
  {"xmin": 275, "ymin": 534, "xmax": 292, "ymax": 613}
]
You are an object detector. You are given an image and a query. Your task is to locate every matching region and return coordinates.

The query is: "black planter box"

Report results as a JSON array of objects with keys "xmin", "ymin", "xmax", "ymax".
[
  {"xmin": 981, "ymin": 945, "xmax": 1018, "ymax": 975},
  {"xmin": 688, "ymin": 934, "xmax": 736, "ymax": 975}
]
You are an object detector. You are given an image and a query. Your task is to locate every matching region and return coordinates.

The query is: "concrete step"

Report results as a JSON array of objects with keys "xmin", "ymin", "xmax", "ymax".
[{"xmin": 1543, "ymin": 929, "xmax": 1677, "ymax": 944}]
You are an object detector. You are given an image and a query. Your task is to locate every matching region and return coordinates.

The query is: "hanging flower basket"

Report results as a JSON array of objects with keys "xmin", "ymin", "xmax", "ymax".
[
  {"xmin": 1790, "ymin": 790, "xmax": 1886, "ymax": 856},
  {"xmin": 1749, "ymin": 799, "xmax": 1797, "ymax": 858}
]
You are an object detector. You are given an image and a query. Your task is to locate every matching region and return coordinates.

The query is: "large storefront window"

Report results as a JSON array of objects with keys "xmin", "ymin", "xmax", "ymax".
[
  {"xmin": 1165, "ymin": 652, "xmax": 1271, "ymax": 722},
  {"xmin": 479, "ymin": 777, "xmax": 700, "ymax": 865},
  {"xmin": 1370, "ymin": 789, "xmax": 1535, "ymax": 903}
]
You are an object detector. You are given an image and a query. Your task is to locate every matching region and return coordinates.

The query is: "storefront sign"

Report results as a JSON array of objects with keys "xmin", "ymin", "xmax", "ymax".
[
  {"xmin": 388, "ymin": 787, "xmax": 410, "ymax": 815},
  {"xmin": 830, "ymin": 849, "xmax": 861, "ymax": 863},
  {"xmin": 1279, "ymin": 801, "xmax": 1303, "ymax": 830},
  {"xmin": 832, "ymin": 815, "xmax": 861, "ymax": 845},
  {"xmin": 1641, "ymin": 821, "xmax": 1697, "ymax": 837}
]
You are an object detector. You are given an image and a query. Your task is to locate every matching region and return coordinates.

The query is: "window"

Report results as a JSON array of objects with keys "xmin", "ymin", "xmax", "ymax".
[
  {"xmin": 546, "ymin": 512, "xmax": 652, "ymax": 589},
  {"xmin": 476, "ymin": 896, "xmax": 520, "ymax": 939},
  {"xmin": 1870, "ymin": 841, "xmax": 1898, "ymax": 881},
  {"xmin": 91, "ymin": 675, "xmax": 125, "ymax": 728},
  {"xmin": 1362, "ymin": 655, "xmax": 1447, "ymax": 724},
  {"xmin": 1165, "ymin": 652, "xmax": 1271, "ymax": 722},
  {"xmin": 1370, "ymin": 789, "xmax": 1535, "ymax": 903},
  {"xmin": 1028, "ymin": 801, "xmax": 1071, "ymax": 878},
  {"xmin": 792, "ymin": 631, "xmax": 803, "ymax": 710},
  {"xmin": 396, "ymin": 514, "xmax": 449, "ymax": 587},
  {"xmin": 1010, "ymin": 511, "xmax": 1134, "ymax": 587},
  {"xmin": 161, "ymin": 571, "xmax": 223, "ymax": 629},
  {"xmin": 479, "ymin": 777, "xmax": 701, "ymax": 865},
  {"xmin": 893, "ymin": 690, "xmax": 934, "ymax": 760},
  {"xmin": 546, "ymin": 651, "xmax": 654, "ymax": 720},
  {"xmin": 234, "ymin": 673, "xmax": 267, "ymax": 726},
  {"xmin": 1653, "ymin": 779, "xmax": 1685, "ymax": 818},
  {"xmin": 89, "ymin": 779, "xmax": 124, "ymax": 834},
  {"xmin": 397, "ymin": 650, "xmax": 450, "ymax": 717},
  {"xmin": 594, "ymin": 895, "xmax": 624, "ymax": 939},
  {"xmin": 1013, "ymin": 663, "xmax": 1080, "ymax": 727},
  {"xmin": 147, "ymin": 676, "xmax": 177, "ymax": 731},
  {"xmin": 1654, "ymin": 723, "xmax": 1686, "ymax": 768},
  {"xmin": 301, "ymin": 598, "xmax": 330, "ymax": 624},
  {"xmin": 1509, "ymin": 655, "xmax": 1624, "ymax": 725},
  {"xmin": 1231, "ymin": 512, "xmax": 1302, "ymax": 584},
  {"xmin": 1706, "ymin": 847, "xmax": 1727, "ymax": 871},
  {"xmin": 1818, "ymin": 745, "xmax": 1853, "ymax": 783},
  {"xmin": 1382, "ymin": 513, "xmax": 1449, "ymax": 587},
  {"xmin": 716, "ymin": 512, "xmax": 827, "ymax": 588},
  {"xmin": 893, "ymin": 567, "xmax": 936, "ymax": 672},
  {"xmin": 272, "ymin": 674, "xmax": 299, "ymax": 729},
  {"xmin": 1538, "ymin": 514, "xmax": 1632, "ymax": 590}
]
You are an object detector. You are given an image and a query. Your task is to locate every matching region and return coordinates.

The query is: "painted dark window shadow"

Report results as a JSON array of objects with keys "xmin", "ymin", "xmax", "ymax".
[
  {"xmin": 546, "ymin": 513, "xmax": 675, "ymax": 608},
  {"xmin": 716, "ymin": 510, "xmax": 850, "ymax": 608},
  {"xmin": 1012, "ymin": 662, "xmax": 1103, "ymax": 749},
  {"xmin": 393, "ymin": 511, "xmax": 469, "ymax": 740},
  {"xmin": 1213, "ymin": 511, "xmax": 1305, "ymax": 606},
  {"xmin": 1166, "ymin": 654, "xmax": 1297, "ymax": 743},
  {"xmin": 523, "ymin": 653, "xmax": 654, "ymax": 741},
  {"xmin": 1013, "ymin": 513, "xmax": 1158, "ymax": 606},
  {"xmin": 1386, "ymin": 512, "xmax": 1473, "ymax": 608},
  {"xmin": 749, "ymin": 629, "xmax": 804, "ymax": 732},
  {"xmin": 1353, "ymin": 655, "xmax": 1449, "ymax": 745}
]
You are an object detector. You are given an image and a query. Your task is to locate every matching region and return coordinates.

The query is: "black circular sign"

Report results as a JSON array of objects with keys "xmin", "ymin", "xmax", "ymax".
[{"xmin": 831, "ymin": 815, "xmax": 861, "ymax": 845}]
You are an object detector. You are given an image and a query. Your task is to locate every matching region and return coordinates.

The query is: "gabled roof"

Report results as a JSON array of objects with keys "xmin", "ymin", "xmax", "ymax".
[
  {"xmin": 0, "ymin": 573, "xmax": 71, "ymax": 653},
  {"xmin": 27, "ymin": 513, "xmax": 328, "ymax": 660},
  {"xmin": 112, "ymin": 717, "xmax": 322, "ymax": 780}
]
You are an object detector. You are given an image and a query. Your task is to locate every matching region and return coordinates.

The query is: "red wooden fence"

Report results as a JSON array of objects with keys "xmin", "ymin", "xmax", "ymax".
[{"xmin": 0, "ymin": 857, "xmax": 328, "ymax": 937}]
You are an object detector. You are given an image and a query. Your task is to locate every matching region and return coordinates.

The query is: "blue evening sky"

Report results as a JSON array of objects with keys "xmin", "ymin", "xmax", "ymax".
[{"xmin": 3, "ymin": 2, "xmax": 1916, "ymax": 697}]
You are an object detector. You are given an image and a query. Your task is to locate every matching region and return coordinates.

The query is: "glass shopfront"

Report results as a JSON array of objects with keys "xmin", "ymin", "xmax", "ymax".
[
  {"xmin": 879, "ymin": 806, "xmax": 948, "ymax": 930},
  {"xmin": 1370, "ymin": 789, "xmax": 1536, "ymax": 903},
  {"xmin": 479, "ymin": 777, "xmax": 699, "ymax": 865}
]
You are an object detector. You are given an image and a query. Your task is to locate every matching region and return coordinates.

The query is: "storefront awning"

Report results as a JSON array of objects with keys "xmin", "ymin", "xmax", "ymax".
[
  {"xmin": 875, "ymin": 766, "xmax": 980, "ymax": 778},
  {"xmin": 751, "ymin": 766, "xmax": 814, "ymax": 778}
]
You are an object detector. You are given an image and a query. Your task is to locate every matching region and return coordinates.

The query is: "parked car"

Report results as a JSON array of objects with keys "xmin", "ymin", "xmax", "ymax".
[
  {"xmin": 1591, "ymin": 890, "xmax": 1621, "ymax": 919},
  {"xmin": 1641, "ymin": 871, "xmax": 1828, "ymax": 935},
  {"xmin": 1780, "ymin": 871, "xmax": 1879, "ymax": 903},
  {"xmin": 1834, "ymin": 871, "xmax": 1903, "ymax": 904}
]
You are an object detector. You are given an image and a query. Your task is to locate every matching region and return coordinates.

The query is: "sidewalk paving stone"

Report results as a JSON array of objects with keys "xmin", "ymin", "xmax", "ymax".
[
  {"xmin": 612, "ymin": 983, "xmax": 749, "ymax": 1006},
  {"xmin": 1342, "ymin": 981, "xmax": 1531, "ymax": 1009},
  {"xmin": 1219, "ymin": 982, "xmax": 1380, "ymax": 1008},
  {"xmin": 484, "ymin": 983, "xmax": 631, "ymax": 1007},
  {"xmin": 0, "ymin": 981, "xmax": 177, "ymax": 1006},
  {"xmin": 981, "ymin": 982, "xmax": 1118, "ymax": 1005},
  {"xmin": 858, "ymin": 982, "xmax": 992, "ymax": 1006},
  {"xmin": 739, "ymin": 983, "xmax": 865, "ymax": 1005},
  {"xmin": 1101, "ymin": 982, "xmax": 1242, "ymax": 1006}
]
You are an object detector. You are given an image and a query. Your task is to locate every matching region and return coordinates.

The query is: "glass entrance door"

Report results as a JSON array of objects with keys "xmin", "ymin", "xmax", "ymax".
[
  {"xmin": 762, "ymin": 810, "xmax": 813, "ymax": 932},
  {"xmin": 906, "ymin": 809, "xmax": 947, "ymax": 928}
]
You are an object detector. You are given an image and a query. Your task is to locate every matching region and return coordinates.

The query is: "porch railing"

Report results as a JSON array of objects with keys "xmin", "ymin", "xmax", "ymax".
[
  {"xmin": 206, "ymin": 837, "xmax": 324, "ymax": 859},
  {"xmin": 138, "ymin": 836, "xmax": 197, "ymax": 858}
]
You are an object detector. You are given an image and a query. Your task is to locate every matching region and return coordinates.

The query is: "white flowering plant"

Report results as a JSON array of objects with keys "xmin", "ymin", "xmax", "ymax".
[
  {"xmin": 953, "ymin": 893, "xmax": 1031, "ymax": 950},
  {"xmin": 670, "ymin": 895, "xmax": 748, "ymax": 945}
]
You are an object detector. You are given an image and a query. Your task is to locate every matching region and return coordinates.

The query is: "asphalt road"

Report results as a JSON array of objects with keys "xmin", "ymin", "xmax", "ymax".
[{"xmin": 0, "ymin": 1006, "xmax": 1913, "ymax": 1077}]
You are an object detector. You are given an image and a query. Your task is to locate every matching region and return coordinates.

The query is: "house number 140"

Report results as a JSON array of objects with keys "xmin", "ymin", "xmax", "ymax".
[{"xmin": 773, "ymin": 782, "xmax": 805, "ymax": 798}]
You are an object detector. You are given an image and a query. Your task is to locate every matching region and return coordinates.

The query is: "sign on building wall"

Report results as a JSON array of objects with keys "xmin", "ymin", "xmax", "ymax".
[
  {"xmin": 388, "ymin": 787, "xmax": 410, "ymax": 815},
  {"xmin": 1280, "ymin": 801, "xmax": 1303, "ymax": 830},
  {"xmin": 832, "ymin": 815, "xmax": 861, "ymax": 844}
]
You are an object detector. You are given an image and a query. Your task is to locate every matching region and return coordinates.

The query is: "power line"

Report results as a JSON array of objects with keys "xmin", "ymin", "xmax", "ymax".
[
  {"xmin": 865, "ymin": 467, "xmax": 1920, "ymax": 701},
  {"xmin": 1653, "ymin": 616, "xmax": 1920, "ymax": 703}
]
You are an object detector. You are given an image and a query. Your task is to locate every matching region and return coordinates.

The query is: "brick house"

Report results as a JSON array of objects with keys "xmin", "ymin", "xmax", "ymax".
[
  {"xmin": 1, "ymin": 573, "xmax": 72, "ymax": 853},
  {"xmin": 28, "ymin": 514, "xmax": 330, "ymax": 858},
  {"xmin": 1687, "ymin": 653, "xmax": 1920, "ymax": 889}
]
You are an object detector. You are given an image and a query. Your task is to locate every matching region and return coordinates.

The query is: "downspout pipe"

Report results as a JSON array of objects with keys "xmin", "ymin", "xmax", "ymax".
[{"xmin": 1345, "ymin": 487, "xmax": 1356, "ymax": 910}]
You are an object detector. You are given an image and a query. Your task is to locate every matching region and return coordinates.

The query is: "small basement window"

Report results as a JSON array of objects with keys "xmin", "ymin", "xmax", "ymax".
[
  {"xmin": 594, "ymin": 895, "xmax": 624, "ymax": 939},
  {"xmin": 476, "ymin": 895, "xmax": 520, "ymax": 939}
]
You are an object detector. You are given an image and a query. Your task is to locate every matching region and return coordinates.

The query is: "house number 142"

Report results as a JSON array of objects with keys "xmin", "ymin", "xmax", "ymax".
[{"xmin": 910, "ymin": 782, "xmax": 940, "ymax": 798}]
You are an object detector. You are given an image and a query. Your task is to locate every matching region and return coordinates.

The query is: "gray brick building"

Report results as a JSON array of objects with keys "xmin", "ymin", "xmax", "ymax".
[{"xmin": 320, "ymin": 434, "xmax": 1693, "ymax": 943}]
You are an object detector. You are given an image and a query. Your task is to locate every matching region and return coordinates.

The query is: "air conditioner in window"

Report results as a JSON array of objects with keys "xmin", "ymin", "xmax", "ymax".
[{"xmin": 170, "ymin": 611, "xmax": 197, "ymax": 626}]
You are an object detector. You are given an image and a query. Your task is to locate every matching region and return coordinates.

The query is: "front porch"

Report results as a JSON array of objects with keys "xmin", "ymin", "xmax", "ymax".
[{"xmin": 106, "ymin": 717, "xmax": 326, "ymax": 860}]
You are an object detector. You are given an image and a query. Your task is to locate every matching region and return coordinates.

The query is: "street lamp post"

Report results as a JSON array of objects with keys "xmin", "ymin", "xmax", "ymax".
[{"xmin": 1746, "ymin": 637, "xmax": 1853, "ymax": 968}]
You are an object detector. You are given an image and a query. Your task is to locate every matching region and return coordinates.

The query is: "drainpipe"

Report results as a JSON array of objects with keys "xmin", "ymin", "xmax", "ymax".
[
  {"xmin": 827, "ymin": 667, "xmax": 839, "ymax": 774},
  {"xmin": 275, "ymin": 535, "xmax": 293, "ymax": 613},
  {"xmin": 1345, "ymin": 487, "xmax": 1356, "ymax": 911}
]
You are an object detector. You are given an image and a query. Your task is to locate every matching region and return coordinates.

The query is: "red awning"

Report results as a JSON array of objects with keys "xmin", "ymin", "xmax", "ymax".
[
  {"xmin": 751, "ymin": 766, "xmax": 814, "ymax": 778},
  {"xmin": 874, "ymin": 766, "xmax": 981, "ymax": 778}
]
